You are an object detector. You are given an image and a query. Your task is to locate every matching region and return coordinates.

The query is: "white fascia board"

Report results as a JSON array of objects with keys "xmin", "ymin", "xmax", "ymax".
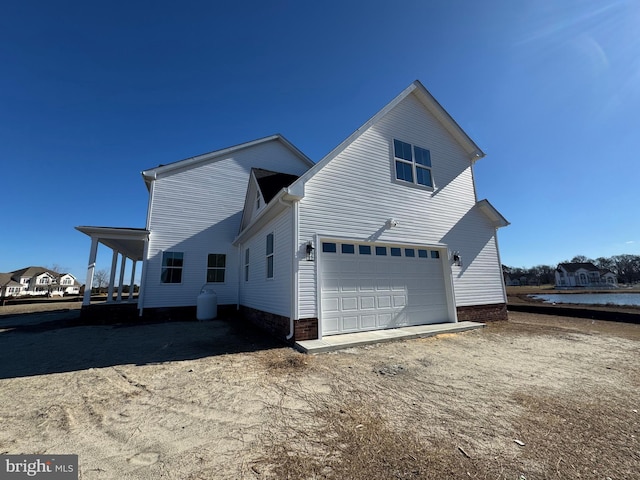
[
  {"xmin": 75, "ymin": 226, "xmax": 150, "ymax": 240},
  {"xmin": 410, "ymin": 80, "xmax": 485, "ymax": 161},
  {"xmin": 477, "ymin": 199, "xmax": 510, "ymax": 228},
  {"xmin": 141, "ymin": 134, "xmax": 314, "ymax": 185}
]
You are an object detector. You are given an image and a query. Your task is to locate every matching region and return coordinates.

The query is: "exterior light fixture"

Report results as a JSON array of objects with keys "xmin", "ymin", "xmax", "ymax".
[
  {"xmin": 306, "ymin": 241, "xmax": 315, "ymax": 261},
  {"xmin": 386, "ymin": 218, "xmax": 398, "ymax": 228},
  {"xmin": 452, "ymin": 251, "xmax": 462, "ymax": 267}
]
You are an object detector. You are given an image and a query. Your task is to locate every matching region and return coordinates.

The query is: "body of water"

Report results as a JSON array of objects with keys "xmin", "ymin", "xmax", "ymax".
[{"xmin": 530, "ymin": 293, "xmax": 640, "ymax": 307}]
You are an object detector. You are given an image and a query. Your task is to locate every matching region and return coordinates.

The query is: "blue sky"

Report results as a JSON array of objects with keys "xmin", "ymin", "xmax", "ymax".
[{"xmin": 1, "ymin": 0, "xmax": 639, "ymax": 283}]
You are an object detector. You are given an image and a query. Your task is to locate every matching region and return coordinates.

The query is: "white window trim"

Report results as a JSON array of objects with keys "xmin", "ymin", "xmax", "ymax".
[
  {"xmin": 392, "ymin": 138, "xmax": 435, "ymax": 190},
  {"xmin": 206, "ymin": 253, "xmax": 227, "ymax": 284},
  {"xmin": 161, "ymin": 251, "xmax": 184, "ymax": 285},
  {"xmin": 266, "ymin": 232, "xmax": 274, "ymax": 280}
]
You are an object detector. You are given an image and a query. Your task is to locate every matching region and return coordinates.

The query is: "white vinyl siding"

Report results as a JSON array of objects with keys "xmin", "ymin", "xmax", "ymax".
[
  {"xmin": 143, "ymin": 140, "xmax": 309, "ymax": 308},
  {"xmin": 297, "ymin": 92, "xmax": 505, "ymax": 318},
  {"xmin": 239, "ymin": 210, "xmax": 292, "ymax": 317}
]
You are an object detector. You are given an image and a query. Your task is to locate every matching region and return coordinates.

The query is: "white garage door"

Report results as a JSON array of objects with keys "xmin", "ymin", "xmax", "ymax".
[{"xmin": 320, "ymin": 241, "xmax": 451, "ymax": 336}]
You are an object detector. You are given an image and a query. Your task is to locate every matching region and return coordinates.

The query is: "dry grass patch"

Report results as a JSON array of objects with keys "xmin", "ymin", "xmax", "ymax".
[
  {"xmin": 253, "ymin": 392, "xmax": 474, "ymax": 480},
  {"xmin": 512, "ymin": 391, "xmax": 639, "ymax": 479},
  {"xmin": 256, "ymin": 348, "xmax": 311, "ymax": 374}
]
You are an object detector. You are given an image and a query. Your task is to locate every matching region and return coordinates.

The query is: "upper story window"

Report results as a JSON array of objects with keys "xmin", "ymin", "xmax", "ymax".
[
  {"xmin": 393, "ymin": 139, "xmax": 433, "ymax": 188},
  {"xmin": 62, "ymin": 278, "xmax": 72, "ymax": 285},
  {"xmin": 207, "ymin": 254, "xmax": 226, "ymax": 283},
  {"xmin": 38, "ymin": 277, "xmax": 50, "ymax": 284},
  {"xmin": 161, "ymin": 251, "xmax": 184, "ymax": 283}
]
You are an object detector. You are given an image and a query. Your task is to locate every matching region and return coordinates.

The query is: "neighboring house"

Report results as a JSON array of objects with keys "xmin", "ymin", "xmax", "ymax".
[
  {"xmin": 555, "ymin": 263, "xmax": 618, "ymax": 288},
  {"xmin": 76, "ymin": 80, "xmax": 509, "ymax": 341},
  {"xmin": 0, "ymin": 267, "xmax": 81, "ymax": 298}
]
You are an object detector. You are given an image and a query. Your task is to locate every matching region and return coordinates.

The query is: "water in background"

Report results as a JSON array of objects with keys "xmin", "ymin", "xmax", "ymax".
[{"xmin": 530, "ymin": 293, "xmax": 640, "ymax": 307}]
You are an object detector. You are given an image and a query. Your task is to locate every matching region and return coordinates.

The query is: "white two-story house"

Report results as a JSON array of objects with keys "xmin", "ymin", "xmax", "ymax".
[{"xmin": 77, "ymin": 80, "xmax": 509, "ymax": 341}]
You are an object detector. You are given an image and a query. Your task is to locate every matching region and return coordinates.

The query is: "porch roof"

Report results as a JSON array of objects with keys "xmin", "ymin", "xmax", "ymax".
[{"xmin": 75, "ymin": 226, "xmax": 149, "ymax": 261}]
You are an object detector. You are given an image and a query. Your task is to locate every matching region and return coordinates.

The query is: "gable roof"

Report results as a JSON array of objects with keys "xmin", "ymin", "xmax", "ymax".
[
  {"xmin": 290, "ymin": 80, "xmax": 485, "ymax": 189},
  {"xmin": 477, "ymin": 199, "xmax": 510, "ymax": 228},
  {"xmin": 141, "ymin": 134, "xmax": 314, "ymax": 189},
  {"xmin": 253, "ymin": 168, "xmax": 300, "ymax": 203},
  {"xmin": 558, "ymin": 262, "xmax": 600, "ymax": 273},
  {"xmin": 10, "ymin": 266, "xmax": 58, "ymax": 280}
]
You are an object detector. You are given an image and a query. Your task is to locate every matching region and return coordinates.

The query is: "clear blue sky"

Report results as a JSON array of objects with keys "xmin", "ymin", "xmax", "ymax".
[{"xmin": 1, "ymin": 0, "xmax": 639, "ymax": 283}]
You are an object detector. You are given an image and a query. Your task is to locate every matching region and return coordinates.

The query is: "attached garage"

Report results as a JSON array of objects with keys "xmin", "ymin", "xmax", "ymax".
[{"xmin": 319, "ymin": 240, "xmax": 455, "ymax": 336}]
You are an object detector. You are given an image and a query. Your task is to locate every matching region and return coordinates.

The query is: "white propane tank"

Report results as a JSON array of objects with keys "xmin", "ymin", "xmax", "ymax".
[{"xmin": 196, "ymin": 287, "xmax": 217, "ymax": 320}]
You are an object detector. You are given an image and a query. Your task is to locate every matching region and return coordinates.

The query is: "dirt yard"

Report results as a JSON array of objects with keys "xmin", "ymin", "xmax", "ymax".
[{"xmin": 0, "ymin": 304, "xmax": 638, "ymax": 479}]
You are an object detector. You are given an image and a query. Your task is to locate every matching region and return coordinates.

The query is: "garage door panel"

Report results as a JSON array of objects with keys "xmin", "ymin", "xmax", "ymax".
[
  {"xmin": 360, "ymin": 296, "xmax": 375, "ymax": 309},
  {"xmin": 343, "ymin": 316, "xmax": 358, "ymax": 330},
  {"xmin": 321, "ymin": 242, "xmax": 452, "ymax": 335},
  {"xmin": 341, "ymin": 297, "xmax": 358, "ymax": 311},
  {"xmin": 361, "ymin": 314, "xmax": 376, "ymax": 328},
  {"xmin": 377, "ymin": 295, "xmax": 392, "ymax": 308}
]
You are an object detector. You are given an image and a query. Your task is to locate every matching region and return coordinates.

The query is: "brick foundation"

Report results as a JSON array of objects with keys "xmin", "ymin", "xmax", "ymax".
[
  {"xmin": 293, "ymin": 317, "xmax": 319, "ymax": 341},
  {"xmin": 240, "ymin": 305, "xmax": 290, "ymax": 339},
  {"xmin": 456, "ymin": 303, "xmax": 508, "ymax": 322},
  {"xmin": 239, "ymin": 306, "xmax": 319, "ymax": 342}
]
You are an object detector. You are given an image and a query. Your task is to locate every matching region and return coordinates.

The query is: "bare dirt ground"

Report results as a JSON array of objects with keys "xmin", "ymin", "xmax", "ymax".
[{"xmin": 0, "ymin": 303, "xmax": 638, "ymax": 479}]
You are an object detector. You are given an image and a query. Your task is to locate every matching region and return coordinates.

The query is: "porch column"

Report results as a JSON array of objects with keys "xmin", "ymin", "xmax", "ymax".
[
  {"xmin": 83, "ymin": 237, "xmax": 99, "ymax": 306},
  {"xmin": 116, "ymin": 255, "xmax": 127, "ymax": 302},
  {"xmin": 107, "ymin": 250, "xmax": 119, "ymax": 303},
  {"xmin": 128, "ymin": 261, "xmax": 137, "ymax": 301}
]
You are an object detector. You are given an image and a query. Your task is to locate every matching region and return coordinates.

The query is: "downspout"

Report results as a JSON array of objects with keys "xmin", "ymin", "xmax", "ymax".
[
  {"xmin": 286, "ymin": 199, "xmax": 299, "ymax": 340},
  {"xmin": 277, "ymin": 195, "xmax": 297, "ymax": 341}
]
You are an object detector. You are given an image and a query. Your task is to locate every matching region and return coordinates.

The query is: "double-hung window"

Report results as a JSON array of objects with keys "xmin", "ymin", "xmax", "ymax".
[
  {"xmin": 393, "ymin": 139, "xmax": 433, "ymax": 187},
  {"xmin": 161, "ymin": 252, "xmax": 184, "ymax": 283},
  {"xmin": 266, "ymin": 233, "xmax": 274, "ymax": 279},
  {"xmin": 207, "ymin": 254, "xmax": 226, "ymax": 283}
]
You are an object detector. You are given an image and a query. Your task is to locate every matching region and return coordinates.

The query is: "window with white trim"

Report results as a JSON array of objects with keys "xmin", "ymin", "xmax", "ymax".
[
  {"xmin": 206, "ymin": 254, "xmax": 226, "ymax": 283},
  {"xmin": 244, "ymin": 248, "xmax": 250, "ymax": 282},
  {"xmin": 161, "ymin": 251, "xmax": 184, "ymax": 283},
  {"xmin": 393, "ymin": 139, "xmax": 433, "ymax": 187},
  {"xmin": 266, "ymin": 233, "xmax": 274, "ymax": 279}
]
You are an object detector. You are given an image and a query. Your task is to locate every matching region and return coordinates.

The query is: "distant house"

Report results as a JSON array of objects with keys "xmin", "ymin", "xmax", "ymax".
[
  {"xmin": 555, "ymin": 263, "xmax": 618, "ymax": 288},
  {"xmin": 0, "ymin": 267, "xmax": 81, "ymax": 298},
  {"xmin": 77, "ymin": 80, "xmax": 509, "ymax": 341}
]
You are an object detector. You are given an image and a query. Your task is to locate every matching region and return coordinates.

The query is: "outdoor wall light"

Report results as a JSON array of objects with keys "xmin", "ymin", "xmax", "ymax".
[
  {"xmin": 386, "ymin": 218, "xmax": 399, "ymax": 229},
  {"xmin": 452, "ymin": 251, "xmax": 462, "ymax": 267},
  {"xmin": 306, "ymin": 241, "xmax": 315, "ymax": 261}
]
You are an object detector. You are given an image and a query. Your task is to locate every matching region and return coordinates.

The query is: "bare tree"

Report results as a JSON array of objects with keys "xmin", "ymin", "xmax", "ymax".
[{"xmin": 93, "ymin": 269, "xmax": 109, "ymax": 293}]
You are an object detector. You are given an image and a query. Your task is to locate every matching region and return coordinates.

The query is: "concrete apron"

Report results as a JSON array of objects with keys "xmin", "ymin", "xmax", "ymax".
[{"xmin": 295, "ymin": 321, "xmax": 485, "ymax": 354}]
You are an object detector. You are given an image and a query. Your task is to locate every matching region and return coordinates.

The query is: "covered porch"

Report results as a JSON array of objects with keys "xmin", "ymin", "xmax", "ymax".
[{"xmin": 75, "ymin": 226, "xmax": 149, "ymax": 313}]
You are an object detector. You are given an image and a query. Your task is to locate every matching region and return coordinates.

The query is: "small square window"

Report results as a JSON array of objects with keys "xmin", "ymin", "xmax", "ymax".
[
  {"xmin": 418, "ymin": 249, "xmax": 428, "ymax": 258},
  {"xmin": 358, "ymin": 245, "xmax": 371, "ymax": 255},
  {"xmin": 431, "ymin": 250, "xmax": 440, "ymax": 259},
  {"xmin": 341, "ymin": 244, "xmax": 355, "ymax": 254},
  {"xmin": 390, "ymin": 247, "xmax": 401, "ymax": 257},
  {"xmin": 375, "ymin": 246, "xmax": 387, "ymax": 256},
  {"xmin": 405, "ymin": 248, "xmax": 415, "ymax": 257},
  {"xmin": 322, "ymin": 242, "xmax": 337, "ymax": 253}
]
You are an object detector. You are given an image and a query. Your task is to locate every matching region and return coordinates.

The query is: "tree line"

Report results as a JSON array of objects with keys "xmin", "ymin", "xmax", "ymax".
[{"xmin": 503, "ymin": 254, "xmax": 640, "ymax": 285}]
